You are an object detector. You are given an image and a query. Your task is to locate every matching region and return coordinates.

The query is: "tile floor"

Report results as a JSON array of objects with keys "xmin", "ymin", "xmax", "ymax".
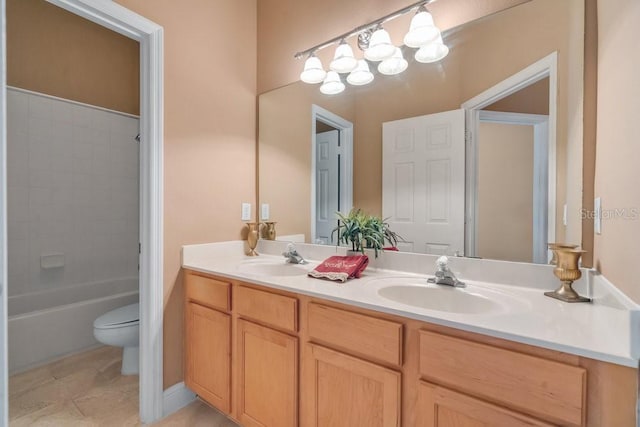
[{"xmin": 9, "ymin": 346, "xmax": 238, "ymax": 426}]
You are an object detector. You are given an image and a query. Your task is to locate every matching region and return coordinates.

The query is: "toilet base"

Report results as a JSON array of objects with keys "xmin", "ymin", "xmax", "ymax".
[{"xmin": 122, "ymin": 346, "xmax": 139, "ymax": 375}]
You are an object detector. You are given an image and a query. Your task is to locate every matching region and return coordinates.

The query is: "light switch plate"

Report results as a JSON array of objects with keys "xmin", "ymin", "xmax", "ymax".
[
  {"xmin": 241, "ymin": 202, "xmax": 251, "ymax": 221},
  {"xmin": 563, "ymin": 204, "xmax": 567, "ymax": 226},
  {"xmin": 594, "ymin": 197, "xmax": 602, "ymax": 234},
  {"xmin": 261, "ymin": 203, "xmax": 270, "ymax": 221}
]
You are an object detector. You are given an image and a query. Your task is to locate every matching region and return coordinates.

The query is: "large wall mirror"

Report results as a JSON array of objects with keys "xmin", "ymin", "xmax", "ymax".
[{"xmin": 258, "ymin": 0, "xmax": 587, "ymax": 264}]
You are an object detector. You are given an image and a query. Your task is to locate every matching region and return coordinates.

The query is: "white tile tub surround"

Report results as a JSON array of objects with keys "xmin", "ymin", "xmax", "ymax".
[
  {"xmin": 182, "ymin": 240, "xmax": 640, "ymax": 367},
  {"xmin": 6, "ymin": 88, "xmax": 140, "ymax": 297},
  {"xmin": 8, "ymin": 277, "xmax": 138, "ymax": 374}
]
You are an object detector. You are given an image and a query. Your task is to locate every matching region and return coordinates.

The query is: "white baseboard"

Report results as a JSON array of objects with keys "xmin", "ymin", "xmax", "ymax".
[{"xmin": 162, "ymin": 381, "xmax": 196, "ymax": 417}]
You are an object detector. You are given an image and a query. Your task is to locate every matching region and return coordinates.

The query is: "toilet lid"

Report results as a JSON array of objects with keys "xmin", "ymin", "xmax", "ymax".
[{"xmin": 94, "ymin": 303, "xmax": 139, "ymax": 329}]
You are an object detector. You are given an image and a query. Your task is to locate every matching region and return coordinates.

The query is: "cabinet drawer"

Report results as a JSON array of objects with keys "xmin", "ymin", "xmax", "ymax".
[
  {"xmin": 417, "ymin": 381, "xmax": 554, "ymax": 427},
  {"xmin": 185, "ymin": 272, "xmax": 230, "ymax": 312},
  {"xmin": 235, "ymin": 285, "xmax": 298, "ymax": 332},
  {"xmin": 307, "ymin": 303, "xmax": 403, "ymax": 366},
  {"xmin": 419, "ymin": 330, "xmax": 586, "ymax": 426}
]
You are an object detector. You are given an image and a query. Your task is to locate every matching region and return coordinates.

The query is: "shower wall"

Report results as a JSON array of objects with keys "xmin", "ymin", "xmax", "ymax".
[{"xmin": 7, "ymin": 87, "xmax": 140, "ymax": 299}]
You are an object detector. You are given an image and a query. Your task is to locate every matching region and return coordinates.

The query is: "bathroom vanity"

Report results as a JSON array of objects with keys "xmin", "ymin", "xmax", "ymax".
[{"xmin": 182, "ymin": 241, "xmax": 638, "ymax": 427}]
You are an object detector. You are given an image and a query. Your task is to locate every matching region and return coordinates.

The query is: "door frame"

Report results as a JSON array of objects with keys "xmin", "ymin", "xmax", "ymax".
[
  {"xmin": 0, "ymin": 0, "xmax": 7, "ymax": 423},
  {"xmin": 461, "ymin": 52, "xmax": 557, "ymax": 260},
  {"xmin": 477, "ymin": 110, "xmax": 551, "ymax": 263},
  {"xmin": 0, "ymin": 0, "xmax": 165, "ymax": 423},
  {"xmin": 310, "ymin": 105, "xmax": 353, "ymax": 243}
]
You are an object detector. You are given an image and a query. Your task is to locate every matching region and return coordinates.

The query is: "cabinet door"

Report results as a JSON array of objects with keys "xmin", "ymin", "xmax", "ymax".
[
  {"xmin": 417, "ymin": 382, "xmax": 554, "ymax": 427},
  {"xmin": 185, "ymin": 302, "xmax": 231, "ymax": 413},
  {"xmin": 237, "ymin": 319, "xmax": 298, "ymax": 427},
  {"xmin": 305, "ymin": 343, "xmax": 401, "ymax": 427}
]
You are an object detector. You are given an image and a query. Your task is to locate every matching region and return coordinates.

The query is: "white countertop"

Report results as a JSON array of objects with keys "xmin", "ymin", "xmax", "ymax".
[{"xmin": 182, "ymin": 240, "xmax": 640, "ymax": 368}]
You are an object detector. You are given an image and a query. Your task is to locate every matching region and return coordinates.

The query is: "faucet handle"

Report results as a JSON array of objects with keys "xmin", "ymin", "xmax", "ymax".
[{"xmin": 436, "ymin": 255, "xmax": 449, "ymax": 270}]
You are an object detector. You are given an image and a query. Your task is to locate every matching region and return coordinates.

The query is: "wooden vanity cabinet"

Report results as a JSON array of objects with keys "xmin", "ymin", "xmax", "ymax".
[
  {"xmin": 183, "ymin": 269, "xmax": 638, "ymax": 427},
  {"xmin": 302, "ymin": 303, "xmax": 403, "ymax": 427},
  {"xmin": 418, "ymin": 330, "xmax": 586, "ymax": 426},
  {"xmin": 235, "ymin": 285, "xmax": 299, "ymax": 427},
  {"xmin": 184, "ymin": 272, "xmax": 232, "ymax": 414},
  {"xmin": 304, "ymin": 343, "xmax": 401, "ymax": 427}
]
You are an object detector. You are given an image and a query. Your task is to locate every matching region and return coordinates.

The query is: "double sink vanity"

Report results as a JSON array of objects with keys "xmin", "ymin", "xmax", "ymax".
[{"xmin": 181, "ymin": 240, "xmax": 639, "ymax": 427}]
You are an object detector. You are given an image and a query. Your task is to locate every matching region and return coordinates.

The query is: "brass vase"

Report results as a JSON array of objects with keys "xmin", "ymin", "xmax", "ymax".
[
  {"xmin": 544, "ymin": 248, "xmax": 590, "ymax": 303},
  {"xmin": 246, "ymin": 222, "xmax": 260, "ymax": 256},
  {"xmin": 262, "ymin": 221, "xmax": 277, "ymax": 240},
  {"xmin": 547, "ymin": 243, "xmax": 579, "ymax": 265}
]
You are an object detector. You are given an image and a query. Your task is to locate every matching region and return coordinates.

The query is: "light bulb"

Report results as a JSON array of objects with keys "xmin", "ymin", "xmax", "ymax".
[
  {"xmin": 347, "ymin": 60, "xmax": 374, "ymax": 86},
  {"xmin": 378, "ymin": 47, "xmax": 408, "ymax": 76},
  {"xmin": 330, "ymin": 41, "xmax": 358, "ymax": 73},
  {"xmin": 415, "ymin": 35, "xmax": 449, "ymax": 63},
  {"xmin": 300, "ymin": 55, "xmax": 326, "ymax": 84},
  {"xmin": 404, "ymin": 9, "xmax": 440, "ymax": 48},
  {"xmin": 364, "ymin": 28, "xmax": 395, "ymax": 61},
  {"xmin": 320, "ymin": 71, "xmax": 346, "ymax": 95}
]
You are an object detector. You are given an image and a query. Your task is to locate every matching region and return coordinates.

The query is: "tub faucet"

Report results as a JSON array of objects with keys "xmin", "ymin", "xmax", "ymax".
[
  {"xmin": 283, "ymin": 243, "xmax": 308, "ymax": 265},
  {"xmin": 427, "ymin": 255, "xmax": 466, "ymax": 288}
]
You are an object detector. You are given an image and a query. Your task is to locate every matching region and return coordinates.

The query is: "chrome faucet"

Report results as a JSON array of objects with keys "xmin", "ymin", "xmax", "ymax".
[
  {"xmin": 282, "ymin": 243, "xmax": 308, "ymax": 265},
  {"xmin": 427, "ymin": 255, "xmax": 466, "ymax": 288}
]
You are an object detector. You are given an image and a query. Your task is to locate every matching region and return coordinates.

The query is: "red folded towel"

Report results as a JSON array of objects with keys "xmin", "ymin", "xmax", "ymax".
[{"xmin": 307, "ymin": 255, "xmax": 369, "ymax": 283}]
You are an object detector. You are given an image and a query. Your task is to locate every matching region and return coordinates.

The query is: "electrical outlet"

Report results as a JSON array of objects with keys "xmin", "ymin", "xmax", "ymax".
[
  {"xmin": 594, "ymin": 197, "xmax": 602, "ymax": 234},
  {"xmin": 261, "ymin": 203, "xmax": 270, "ymax": 221},
  {"xmin": 241, "ymin": 203, "xmax": 251, "ymax": 221}
]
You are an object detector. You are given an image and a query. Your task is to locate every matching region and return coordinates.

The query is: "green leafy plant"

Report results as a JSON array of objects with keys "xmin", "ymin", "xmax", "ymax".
[{"xmin": 331, "ymin": 208, "xmax": 404, "ymax": 258}]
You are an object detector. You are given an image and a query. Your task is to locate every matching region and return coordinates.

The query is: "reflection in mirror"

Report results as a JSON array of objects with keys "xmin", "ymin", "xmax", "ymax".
[
  {"xmin": 312, "ymin": 106, "xmax": 353, "ymax": 244},
  {"xmin": 476, "ymin": 78, "xmax": 550, "ymax": 263},
  {"xmin": 258, "ymin": 0, "xmax": 586, "ymax": 264}
]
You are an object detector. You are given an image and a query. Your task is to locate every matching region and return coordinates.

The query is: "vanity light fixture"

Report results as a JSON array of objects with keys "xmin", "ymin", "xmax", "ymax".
[
  {"xmin": 300, "ymin": 53, "xmax": 327, "ymax": 84},
  {"xmin": 415, "ymin": 34, "xmax": 449, "ymax": 63},
  {"xmin": 320, "ymin": 71, "xmax": 346, "ymax": 95},
  {"xmin": 364, "ymin": 26, "xmax": 396, "ymax": 61},
  {"xmin": 378, "ymin": 47, "xmax": 408, "ymax": 76},
  {"xmin": 330, "ymin": 40, "xmax": 358, "ymax": 73},
  {"xmin": 347, "ymin": 60, "xmax": 375, "ymax": 85},
  {"xmin": 295, "ymin": 0, "xmax": 448, "ymax": 94},
  {"xmin": 403, "ymin": 6, "xmax": 440, "ymax": 48}
]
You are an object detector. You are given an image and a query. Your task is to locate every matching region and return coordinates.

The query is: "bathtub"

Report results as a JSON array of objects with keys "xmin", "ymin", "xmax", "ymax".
[{"xmin": 8, "ymin": 277, "xmax": 139, "ymax": 374}]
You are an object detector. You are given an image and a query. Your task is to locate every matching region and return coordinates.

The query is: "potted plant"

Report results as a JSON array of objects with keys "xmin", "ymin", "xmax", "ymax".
[{"xmin": 331, "ymin": 208, "xmax": 403, "ymax": 258}]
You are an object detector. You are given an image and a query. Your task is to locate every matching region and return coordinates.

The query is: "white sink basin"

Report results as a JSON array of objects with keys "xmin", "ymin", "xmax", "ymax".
[
  {"xmin": 237, "ymin": 260, "xmax": 312, "ymax": 277},
  {"xmin": 372, "ymin": 277, "xmax": 525, "ymax": 315},
  {"xmin": 377, "ymin": 284, "xmax": 500, "ymax": 314}
]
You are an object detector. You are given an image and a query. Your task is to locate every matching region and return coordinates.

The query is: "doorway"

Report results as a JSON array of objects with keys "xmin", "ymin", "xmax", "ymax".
[
  {"xmin": 0, "ymin": 0, "xmax": 164, "ymax": 423},
  {"xmin": 476, "ymin": 111, "xmax": 550, "ymax": 263},
  {"xmin": 462, "ymin": 52, "xmax": 557, "ymax": 263},
  {"xmin": 311, "ymin": 105, "xmax": 353, "ymax": 244}
]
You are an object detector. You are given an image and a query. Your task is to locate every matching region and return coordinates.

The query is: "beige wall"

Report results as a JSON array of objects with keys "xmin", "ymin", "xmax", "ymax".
[
  {"xmin": 113, "ymin": 0, "xmax": 257, "ymax": 388},
  {"xmin": 485, "ymin": 78, "xmax": 549, "ymax": 115},
  {"xmin": 477, "ymin": 122, "xmax": 534, "ymax": 262},
  {"xmin": 259, "ymin": 84, "xmax": 355, "ymax": 240},
  {"xmin": 7, "ymin": 0, "xmax": 139, "ymax": 115},
  {"xmin": 594, "ymin": 0, "xmax": 640, "ymax": 302}
]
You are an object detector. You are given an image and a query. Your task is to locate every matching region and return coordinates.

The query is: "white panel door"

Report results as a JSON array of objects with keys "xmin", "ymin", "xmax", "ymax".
[
  {"xmin": 382, "ymin": 110, "xmax": 465, "ymax": 255},
  {"xmin": 315, "ymin": 130, "xmax": 340, "ymax": 244}
]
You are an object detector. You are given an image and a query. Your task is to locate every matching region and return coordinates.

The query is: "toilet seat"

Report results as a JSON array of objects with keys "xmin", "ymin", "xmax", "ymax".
[{"xmin": 94, "ymin": 303, "xmax": 139, "ymax": 330}]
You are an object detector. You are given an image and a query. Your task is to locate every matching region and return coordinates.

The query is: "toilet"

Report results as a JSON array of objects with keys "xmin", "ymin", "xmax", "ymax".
[{"xmin": 93, "ymin": 303, "xmax": 140, "ymax": 375}]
